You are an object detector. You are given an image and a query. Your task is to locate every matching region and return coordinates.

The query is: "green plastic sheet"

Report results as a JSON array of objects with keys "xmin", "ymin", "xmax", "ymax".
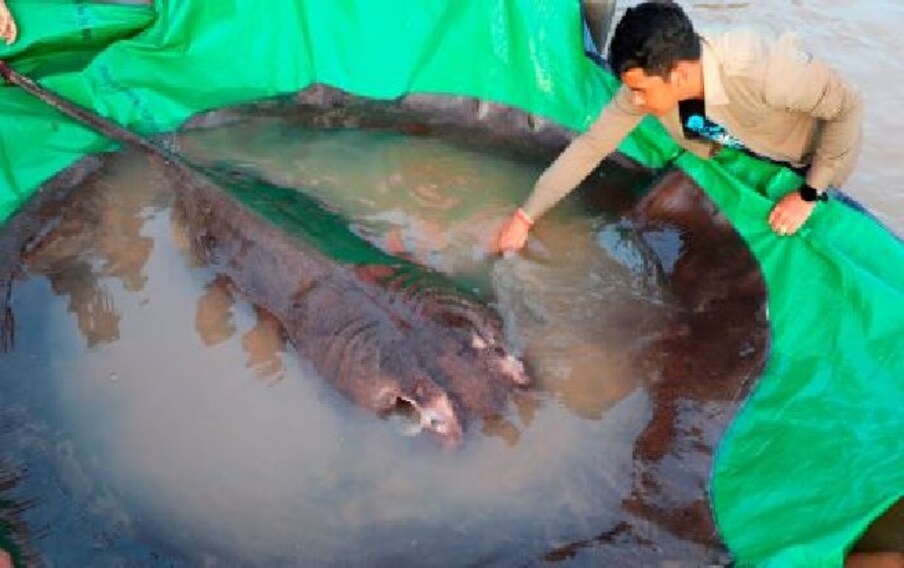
[{"xmin": 0, "ymin": 1, "xmax": 901, "ymax": 565}]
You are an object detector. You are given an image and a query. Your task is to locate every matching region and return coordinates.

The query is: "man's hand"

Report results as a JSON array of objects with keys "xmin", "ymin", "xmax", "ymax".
[
  {"xmin": 768, "ymin": 190, "xmax": 817, "ymax": 236},
  {"xmin": 495, "ymin": 208, "xmax": 533, "ymax": 253},
  {"xmin": 0, "ymin": 1, "xmax": 17, "ymax": 45}
]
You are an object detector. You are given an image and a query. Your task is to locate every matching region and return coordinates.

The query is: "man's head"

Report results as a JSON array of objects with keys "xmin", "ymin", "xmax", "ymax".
[{"xmin": 608, "ymin": 1, "xmax": 702, "ymax": 116}]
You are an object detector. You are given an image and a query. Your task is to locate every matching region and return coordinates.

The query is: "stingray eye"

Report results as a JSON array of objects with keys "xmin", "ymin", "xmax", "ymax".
[
  {"xmin": 428, "ymin": 416, "xmax": 448, "ymax": 434},
  {"xmin": 421, "ymin": 409, "xmax": 449, "ymax": 433}
]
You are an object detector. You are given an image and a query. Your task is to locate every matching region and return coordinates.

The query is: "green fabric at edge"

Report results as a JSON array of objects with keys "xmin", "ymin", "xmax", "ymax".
[{"xmin": 0, "ymin": 1, "xmax": 901, "ymax": 565}]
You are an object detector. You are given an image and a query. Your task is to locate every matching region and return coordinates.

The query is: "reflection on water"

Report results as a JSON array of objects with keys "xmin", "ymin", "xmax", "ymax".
[
  {"xmin": 193, "ymin": 275, "xmax": 287, "ymax": 383},
  {"xmin": 18, "ymin": 162, "xmax": 159, "ymax": 347},
  {"xmin": 0, "ymin": 128, "xmax": 730, "ymax": 565}
]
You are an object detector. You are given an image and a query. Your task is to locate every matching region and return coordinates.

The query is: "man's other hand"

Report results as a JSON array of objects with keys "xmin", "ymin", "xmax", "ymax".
[
  {"xmin": 768, "ymin": 191, "xmax": 817, "ymax": 236},
  {"xmin": 0, "ymin": 2, "xmax": 17, "ymax": 45}
]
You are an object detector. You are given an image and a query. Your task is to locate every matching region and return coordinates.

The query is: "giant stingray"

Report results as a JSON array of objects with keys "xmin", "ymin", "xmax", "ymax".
[
  {"xmin": 0, "ymin": 71, "xmax": 777, "ymax": 561},
  {"xmin": 0, "ymin": 63, "xmax": 531, "ymax": 445}
]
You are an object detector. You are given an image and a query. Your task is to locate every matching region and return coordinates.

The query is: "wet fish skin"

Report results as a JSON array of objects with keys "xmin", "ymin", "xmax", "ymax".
[
  {"xmin": 0, "ymin": 60, "xmax": 531, "ymax": 443},
  {"xmin": 166, "ymin": 156, "xmax": 530, "ymax": 444}
]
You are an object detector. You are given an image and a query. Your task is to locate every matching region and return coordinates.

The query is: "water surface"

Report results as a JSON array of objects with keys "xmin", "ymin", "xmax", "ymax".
[{"xmin": 1, "ymin": 128, "xmax": 704, "ymax": 565}]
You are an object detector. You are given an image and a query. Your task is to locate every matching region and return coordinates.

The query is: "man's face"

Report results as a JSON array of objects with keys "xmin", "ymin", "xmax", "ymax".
[{"xmin": 621, "ymin": 67, "xmax": 681, "ymax": 116}]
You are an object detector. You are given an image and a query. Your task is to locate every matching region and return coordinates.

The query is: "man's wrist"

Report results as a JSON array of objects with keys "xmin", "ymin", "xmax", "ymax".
[
  {"xmin": 798, "ymin": 184, "xmax": 828, "ymax": 202},
  {"xmin": 515, "ymin": 207, "xmax": 535, "ymax": 227}
]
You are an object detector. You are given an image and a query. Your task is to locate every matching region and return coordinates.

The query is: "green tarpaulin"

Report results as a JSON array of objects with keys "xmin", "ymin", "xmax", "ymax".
[{"xmin": 0, "ymin": 1, "xmax": 901, "ymax": 565}]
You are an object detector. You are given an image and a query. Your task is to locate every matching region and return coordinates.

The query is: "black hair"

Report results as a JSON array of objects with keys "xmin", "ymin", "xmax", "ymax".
[{"xmin": 608, "ymin": 1, "xmax": 701, "ymax": 78}]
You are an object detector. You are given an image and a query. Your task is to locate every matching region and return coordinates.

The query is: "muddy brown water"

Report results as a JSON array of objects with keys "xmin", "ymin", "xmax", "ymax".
[{"xmin": 1, "ymin": 122, "xmax": 744, "ymax": 565}]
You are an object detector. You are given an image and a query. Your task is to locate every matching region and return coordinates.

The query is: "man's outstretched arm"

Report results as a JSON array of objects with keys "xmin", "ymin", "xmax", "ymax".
[{"xmin": 497, "ymin": 87, "xmax": 643, "ymax": 252}]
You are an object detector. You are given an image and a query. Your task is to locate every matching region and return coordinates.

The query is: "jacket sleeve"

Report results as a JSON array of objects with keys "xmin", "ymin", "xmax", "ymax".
[
  {"xmin": 521, "ymin": 86, "xmax": 644, "ymax": 220},
  {"xmin": 764, "ymin": 33, "xmax": 863, "ymax": 191}
]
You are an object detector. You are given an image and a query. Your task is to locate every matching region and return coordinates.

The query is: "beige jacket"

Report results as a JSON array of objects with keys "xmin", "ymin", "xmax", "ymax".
[{"xmin": 522, "ymin": 28, "xmax": 864, "ymax": 220}]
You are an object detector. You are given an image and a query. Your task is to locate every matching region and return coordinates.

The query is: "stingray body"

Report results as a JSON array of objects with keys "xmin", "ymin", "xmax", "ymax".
[
  {"xmin": 0, "ymin": 61, "xmax": 529, "ymax": 443},
  {"xmin": 168, "ymin": 160, "xmax": 529, "ymax": 443}
]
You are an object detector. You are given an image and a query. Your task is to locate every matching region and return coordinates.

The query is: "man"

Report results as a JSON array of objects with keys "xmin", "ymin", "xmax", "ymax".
[
  {"xmin": 0, "ymin": 0, "xmax": 16, "ymax": 45},
  {"xmin": 495, "ymin": 3, "xmax": 904, "ymax": 567},
  {"xmin": 496, "ymin": 0, "xmax": 863, "ymax": 251}
]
